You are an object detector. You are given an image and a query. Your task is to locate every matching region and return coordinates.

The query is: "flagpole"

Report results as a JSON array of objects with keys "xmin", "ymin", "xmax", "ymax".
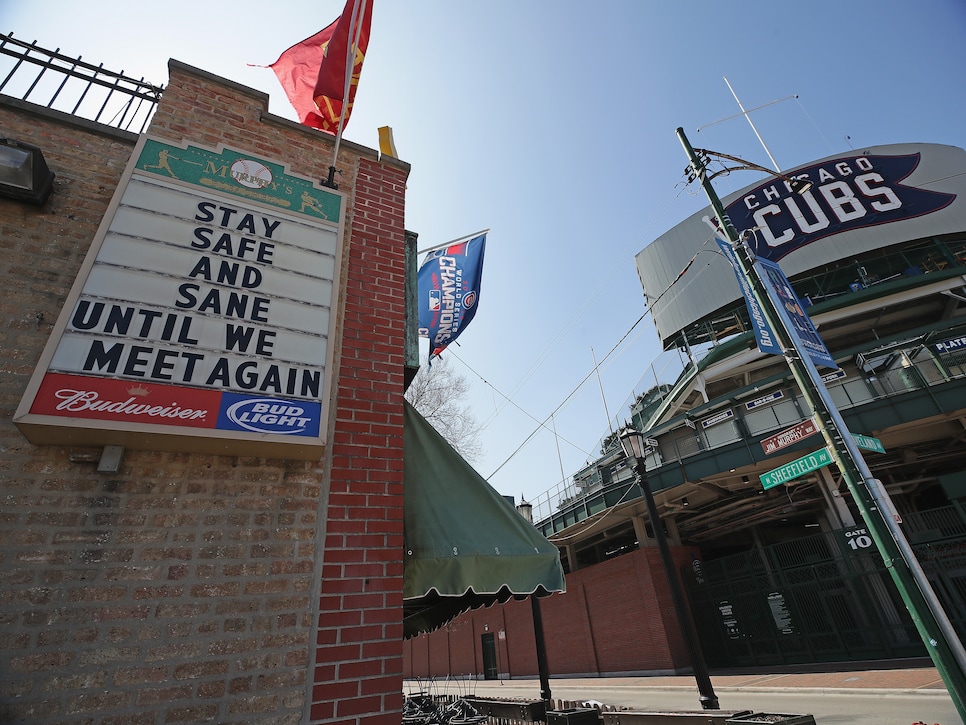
[
  {"xmin": 322, "ymin": 0, "xmax": 367, "ymax": 188},
  {"xmin": 417, "ymin": 228, "xmax": 489, "ymax": 256}
]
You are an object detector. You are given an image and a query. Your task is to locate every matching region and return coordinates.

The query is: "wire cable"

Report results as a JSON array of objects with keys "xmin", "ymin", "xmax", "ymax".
[
  {"xmin": 447, "ymin": 347, "xmax": 591, "ymax": 458},
  {"xmin": 469, "ymin": 228, "xmax": 721, "ymax": 483},
  {"xmin": 545, "ymin": 481, "xmax": 640, "ymax": 542},
  {"xmin": 485, "ymin": 310, "xmax": 648, "ymax": 480},
  {"xmin": 478, "ymin": 176, "xmax": 691, "ymax": 430}
]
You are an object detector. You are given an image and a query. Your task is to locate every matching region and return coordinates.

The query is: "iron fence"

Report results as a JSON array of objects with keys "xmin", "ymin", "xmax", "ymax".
[
  {"xmin": 686, "ymin": 507, "xmax": 966, "ymax": 668},
  {"xmin": 0, "ymin": 32, "xmax": 162, "ymax": 133}
]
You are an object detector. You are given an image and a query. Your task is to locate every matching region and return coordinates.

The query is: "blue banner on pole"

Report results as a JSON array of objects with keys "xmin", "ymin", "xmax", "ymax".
[
  {"xmin": 417, "ymin": 233, "xmax": 486, "ymax": 359},
  {"xmin": 716, "ymin": 235, "xmax": 836, "ymax": 369},
  {"xmin": 715, "ymin": 235, "xmax": 782, "ymax": 356},
  {"xmin": 757, "ymin": 256, "xmax": 837, "ymax": 369}
]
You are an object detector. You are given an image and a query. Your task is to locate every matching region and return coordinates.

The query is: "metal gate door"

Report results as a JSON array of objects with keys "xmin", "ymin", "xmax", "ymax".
[{"xmin": 685, "ymin": 512, "xmax": 966, "ymax": 668}]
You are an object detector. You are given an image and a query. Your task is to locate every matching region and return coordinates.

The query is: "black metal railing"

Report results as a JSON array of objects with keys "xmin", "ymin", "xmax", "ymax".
[{"xmin": 0, "ymin": 32, "xmax": 162, "ymax": 133}]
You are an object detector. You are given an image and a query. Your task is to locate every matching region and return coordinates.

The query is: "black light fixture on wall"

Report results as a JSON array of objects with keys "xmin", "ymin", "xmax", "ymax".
[{"xmin": 0, "ymin": 138, "xmax": 55, "ymax": 205}]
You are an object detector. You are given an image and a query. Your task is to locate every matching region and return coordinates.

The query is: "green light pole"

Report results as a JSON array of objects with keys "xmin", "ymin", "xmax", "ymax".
[{"xmin": 676, "ymin": 126, "xmax": 966, "ymax": 720}]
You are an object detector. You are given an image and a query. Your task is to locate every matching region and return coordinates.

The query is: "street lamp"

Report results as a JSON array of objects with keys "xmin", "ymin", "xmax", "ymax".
[
  {"xmin": 675, "ymin": 126, "xmax": 966, "ymax": 721},
  {"xmin": 618, "ymin": 426, "xmax": 719, "ymax": 711}
]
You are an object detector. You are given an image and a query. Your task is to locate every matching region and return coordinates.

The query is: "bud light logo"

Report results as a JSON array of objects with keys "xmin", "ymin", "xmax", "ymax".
[{"xmin": 217, "ymin": 394, "xmax": 321, "ymax": 437}]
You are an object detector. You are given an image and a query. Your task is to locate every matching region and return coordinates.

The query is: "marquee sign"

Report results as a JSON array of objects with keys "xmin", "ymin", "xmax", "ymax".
[{"xmin": 15, "ymin": 137, "xmax": 345, "ymax": 459}]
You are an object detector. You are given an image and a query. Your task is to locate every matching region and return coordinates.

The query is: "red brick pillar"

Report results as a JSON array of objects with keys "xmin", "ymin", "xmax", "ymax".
[{"xmin": 310, "ymin": 157, "xmax": 407, "ymax": 723}]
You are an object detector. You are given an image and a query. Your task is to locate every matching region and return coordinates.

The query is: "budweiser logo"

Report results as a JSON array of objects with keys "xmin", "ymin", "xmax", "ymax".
[
  {"xmin": 52, "ymin": 389, "xmax": 208, "ymax": 421},
  {"xmin": 127, "ymin": 385, "xmax": 149, "ymax": 397}
]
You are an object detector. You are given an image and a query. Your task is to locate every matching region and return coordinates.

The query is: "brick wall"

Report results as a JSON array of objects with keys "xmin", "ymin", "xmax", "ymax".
[
  {"xmin": 1, "ymin": 60, "xmax": 409, "ymax": 724},
  {"xmin": 403, "ymin": 544, "xmax": 699, "ymax": 680},
  {"xmin": 310, "ymin": 157, "xmax": 407, "ymax": 723}
]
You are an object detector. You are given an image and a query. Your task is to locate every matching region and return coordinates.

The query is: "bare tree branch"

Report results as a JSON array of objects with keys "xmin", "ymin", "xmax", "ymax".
[{"xmin": 405, "ymin": 357, "xmax": 483, "ymax": 464}]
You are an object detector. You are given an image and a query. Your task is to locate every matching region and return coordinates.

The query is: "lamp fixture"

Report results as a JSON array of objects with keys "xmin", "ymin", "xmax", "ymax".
[
  {"xmin": 0, "ymin": 138, "xmax": 55, "ymax": 205},
  {"xmin": 617, "ymin": 426, "xmax": 649, "ymax": 460}
]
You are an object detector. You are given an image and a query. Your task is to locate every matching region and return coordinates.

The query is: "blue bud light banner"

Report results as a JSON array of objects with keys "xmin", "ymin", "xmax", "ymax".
[
  {"xmin": 418, "ymin": 233, "xmax": 487, "ymax": 359},
  {"xmin": 716, "ymin": 235, "xmax": 836, "ymax": 369},
  {"xmin": 715, "ymin": 235, "xmax": 782, "ymax": 357}
]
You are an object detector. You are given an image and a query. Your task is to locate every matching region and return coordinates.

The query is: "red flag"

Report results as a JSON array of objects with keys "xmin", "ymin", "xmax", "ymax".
[{"xmin": 269, "ymin": 0, "xmax": 372, "ymax": 133}]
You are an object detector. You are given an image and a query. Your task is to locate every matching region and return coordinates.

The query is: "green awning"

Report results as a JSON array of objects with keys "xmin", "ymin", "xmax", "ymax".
[{"xmin": 403, "ymin": 401, "xmax": 566, "ymax": 637}]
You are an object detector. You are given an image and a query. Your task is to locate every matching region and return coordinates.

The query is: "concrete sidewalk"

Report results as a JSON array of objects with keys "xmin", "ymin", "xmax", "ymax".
[
  {"xmin": 409, "ymin": 664, "xmax": 949, "ymax": 697},
  {"xmin": 407, "ymin": 666, "xmax": 959, "ymax": 725},
  {"xmin": 544, "ymin": 666, "xmax": 948, "ymax": 695}
]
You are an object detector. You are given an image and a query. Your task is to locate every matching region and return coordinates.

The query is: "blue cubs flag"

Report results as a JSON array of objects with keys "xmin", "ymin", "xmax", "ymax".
[
  {"xmin": 715, "ymin": 234, "xmax": 836, "ymax": 369},
  {"xmin": 418, "ymin": 233, "xmax": 487, "ymax": 359}
]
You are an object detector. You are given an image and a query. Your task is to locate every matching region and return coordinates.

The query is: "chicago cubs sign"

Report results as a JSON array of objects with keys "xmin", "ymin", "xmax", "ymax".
[
  {"xmin": 726, "ymin": 152, "xmax": 956, "ymax": 260},
  {"xmin": 635, "ymin": 142, "xmax": 966, "ymax": 348}
]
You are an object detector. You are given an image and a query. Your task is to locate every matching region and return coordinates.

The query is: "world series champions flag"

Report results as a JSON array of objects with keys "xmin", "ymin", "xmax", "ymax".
[{"xmin": 418, "ymin": 232, "xmax": 487, "ymax": 360}]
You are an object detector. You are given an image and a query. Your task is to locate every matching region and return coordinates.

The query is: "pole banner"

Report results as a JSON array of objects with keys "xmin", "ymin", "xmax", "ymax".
[
  {"xmin": 715, "ymin": 235, "xmax": 782, "ymax": 356},
  {"xmin": 757, "ymin": 256, "xmax": 837, "ymax": 369},
  {"xmin": 417, "ymin": 233, "xmax": 486, "ymax": 359}
]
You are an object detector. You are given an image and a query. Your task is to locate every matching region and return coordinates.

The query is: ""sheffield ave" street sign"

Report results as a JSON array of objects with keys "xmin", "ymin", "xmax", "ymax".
[{"xmin": 760, "ymin": 447, "xmax": 833, "ymax": 490}]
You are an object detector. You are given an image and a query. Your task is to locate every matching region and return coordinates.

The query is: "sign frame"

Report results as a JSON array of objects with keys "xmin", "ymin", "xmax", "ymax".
[
  {"xmin": 760, "ymin": 417, "xmax": 820, "ymax": 456},
  {"xmin": 14, "ymin": 135, "xmax": 347, "ymax": 460}
]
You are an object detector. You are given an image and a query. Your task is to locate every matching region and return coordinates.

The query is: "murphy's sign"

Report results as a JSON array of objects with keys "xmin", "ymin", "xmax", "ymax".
[
  {"xmin": 15, "ymin": 137, "xmax": 345, "ymax": 459},
  {"xmin": 725, "ymin": 152, "xmax": 956, "ymax": 261}
]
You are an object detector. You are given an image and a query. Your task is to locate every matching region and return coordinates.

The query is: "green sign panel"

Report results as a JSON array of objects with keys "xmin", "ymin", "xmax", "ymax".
[
  {"xmin": 135, "ymin": 138, "xmax": 342, "ymax": 222},
  {"xmin": 760, "ymin": 435, "xmax": 884, "ymax": 490},
  {"xmin": 760, "ymin": 447, "xmax": 833, "ymax": 490},
  {"xmin": 852, "ymin": 433, "xmax": 885, "ymax": 454}
]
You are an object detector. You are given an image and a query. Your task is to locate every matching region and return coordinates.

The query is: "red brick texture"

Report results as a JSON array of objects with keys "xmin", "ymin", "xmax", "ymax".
[
  {"xmin": 311, "ymin": 152, "xmax": 408, "ymax": 723},
  {"xmin": 404, "ymin": 545, "xmax": 700, "ymax": 679},
  {"xmin": 1, "ymin": 60, "xmax": 409, "ymax": 724}
]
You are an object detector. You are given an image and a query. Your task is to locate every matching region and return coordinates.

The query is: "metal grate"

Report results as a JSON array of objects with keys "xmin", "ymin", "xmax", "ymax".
[
  {"xmin": 686, "ymin": 510, "xmax": 966, "ymax": 668},
  {"xmin": 0, "ymin": 32, "xmax": 162, "ymax": 133}
]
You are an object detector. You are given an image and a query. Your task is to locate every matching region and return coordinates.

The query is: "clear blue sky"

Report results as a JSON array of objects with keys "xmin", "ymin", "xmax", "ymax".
[{"xmin": 8, "ymin": 1, "xmax": 966, "ymax": 508}]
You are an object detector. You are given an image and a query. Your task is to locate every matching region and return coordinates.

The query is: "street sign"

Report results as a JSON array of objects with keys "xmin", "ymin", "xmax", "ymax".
[
  {"xmin": 760, "ymin": 447, "xmax": 832, "ymax": 490},
  {"xmin": 745, "ymin": 389, "xmax": 784, "ymax": 411},
  {"xmin": 761, "ymin": 418, "xmax": 819, "ymax": 455},
  {"xmin": 852, "ymin": 433, "xmax": 885, "ymax": 454}
]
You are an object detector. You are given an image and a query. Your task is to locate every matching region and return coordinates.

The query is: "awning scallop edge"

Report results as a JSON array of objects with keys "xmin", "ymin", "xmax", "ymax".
[{"xmin": 403, "ymin": 401, "xmax": 565, "ymax": 637}]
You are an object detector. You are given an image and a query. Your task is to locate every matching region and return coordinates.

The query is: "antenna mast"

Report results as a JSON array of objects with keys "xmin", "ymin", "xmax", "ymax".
[{"xmin": 723, "ymin": 75, "xmax": 784, "ymax": 172}]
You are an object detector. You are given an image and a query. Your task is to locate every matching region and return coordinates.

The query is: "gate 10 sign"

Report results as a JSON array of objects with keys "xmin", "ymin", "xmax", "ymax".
[{"xmin": 841, "ymin": 527, "xmax": 874, "ymax": 552}]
